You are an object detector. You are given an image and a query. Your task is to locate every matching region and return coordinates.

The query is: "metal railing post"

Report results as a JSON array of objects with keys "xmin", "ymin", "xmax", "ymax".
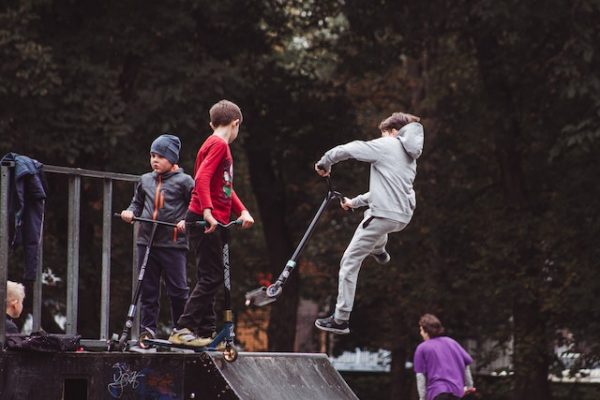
[
  {"xmin": 33, "ymin": 205, "xmax": 44, "ymax": 332},
  {"xmin": 0, "ymin": 162, "xmax": 13, "ymax": 346},
  {"xmin": 100, "ymin": 179, "xmax": 112, "ymax": 340},
  {"xmin": 66, "ymin": 175, "xmax": 81, "ymax": 335}
]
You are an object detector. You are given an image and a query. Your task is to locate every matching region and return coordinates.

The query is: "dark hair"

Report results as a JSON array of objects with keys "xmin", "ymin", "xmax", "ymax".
[
  {"xmin": 209, "ymin": 100, "xmax": 243, "ymax": 127},
  {"xmin": 378, "ymin": 112, "xmax": 420, "ymax": 132},
  {"xmin": 419, "ymin": 314, "xmax": 445, "ymax": 338}
]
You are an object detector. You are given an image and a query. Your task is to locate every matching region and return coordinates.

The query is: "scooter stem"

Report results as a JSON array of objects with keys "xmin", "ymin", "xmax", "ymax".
[
  {"xmin": 245, "ymin": 177, "xmax": 345, "ymax": 307},
  {"xmin": 273, "ymin": 183, "xmax": 343, "ymax": 288}
]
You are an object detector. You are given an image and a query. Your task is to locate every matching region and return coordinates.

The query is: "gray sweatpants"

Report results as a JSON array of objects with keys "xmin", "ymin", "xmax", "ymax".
[{"xmin": 335, "ymin": 210, "xmax": 407, "ymax": 321}]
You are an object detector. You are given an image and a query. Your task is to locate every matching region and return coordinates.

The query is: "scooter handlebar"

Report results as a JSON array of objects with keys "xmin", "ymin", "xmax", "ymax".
[{"xmin": 113, "ymin": 213, "xmax": 241, "ymax": 228}]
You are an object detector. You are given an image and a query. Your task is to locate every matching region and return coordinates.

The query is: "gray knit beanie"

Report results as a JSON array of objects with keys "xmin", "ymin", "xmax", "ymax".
[{"xmin": 150, "ymin": 134, "xmax": 181, "ymax": 164}]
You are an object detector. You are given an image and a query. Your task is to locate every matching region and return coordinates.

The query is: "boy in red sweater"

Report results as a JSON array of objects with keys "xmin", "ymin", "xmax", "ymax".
[{"xmin": 169, "ymin": 100, "xmax": 254, "ymax": 346}]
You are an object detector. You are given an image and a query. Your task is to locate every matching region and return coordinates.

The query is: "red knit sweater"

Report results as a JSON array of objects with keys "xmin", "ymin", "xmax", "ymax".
[{"xmin": 188, "ymin": 135, "xmax": 245, "ymax": 223}]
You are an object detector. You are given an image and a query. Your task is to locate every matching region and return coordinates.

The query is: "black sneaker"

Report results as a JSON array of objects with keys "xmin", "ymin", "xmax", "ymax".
[
  {"xmin": 370, "ymin": 251, "xmax": 391, "ymax": 265},
  {"xmin": 315, "ymin": 315, "xmax": 350, "ymax": 335}
]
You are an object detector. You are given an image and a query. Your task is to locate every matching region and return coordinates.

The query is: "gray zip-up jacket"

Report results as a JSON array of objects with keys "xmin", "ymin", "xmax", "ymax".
[
  {"xmin": 127, "ymin": 168, "xmax": 194, "ymax": 249},
  {"xmin": 317, "ymin": 122, "xmax": 424, "ymax": 223}
]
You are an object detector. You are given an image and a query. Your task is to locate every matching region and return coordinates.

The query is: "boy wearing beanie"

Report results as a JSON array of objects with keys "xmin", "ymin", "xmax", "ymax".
[{"xmin": 120, "ymin": 134, "xmax": 194, "ymax": 339}]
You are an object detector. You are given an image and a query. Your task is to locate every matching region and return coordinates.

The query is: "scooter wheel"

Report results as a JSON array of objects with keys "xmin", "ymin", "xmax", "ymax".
[
  {"xmin": 266, "ymin": 284, "xmax": 282, "ymax": 298},
  {"xmin": 138, "ymin": 331, "xmax": 154, "ymax": 349},
  {"xmin": 223, "ymin": 345, "xmax": 238, "ymax": 362}
]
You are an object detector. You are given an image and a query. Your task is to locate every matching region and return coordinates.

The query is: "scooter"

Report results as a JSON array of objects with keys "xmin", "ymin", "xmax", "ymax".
[
  {"xmin": 245, "ymin": 176, "xmax": 345, "ymax": 307},
  {"xmin": 107, "ymin": 214, "xmax": 207, "ymax": 352},
  {"xmin": 140, "ymin": 218, "xmax": 242, "ymax": 362}
]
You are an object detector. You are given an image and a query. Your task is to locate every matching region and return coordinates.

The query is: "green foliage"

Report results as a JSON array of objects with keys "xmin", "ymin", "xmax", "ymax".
[{"xmin": 0, "ymin": 5, "xmax": 60, "ymax": 148}]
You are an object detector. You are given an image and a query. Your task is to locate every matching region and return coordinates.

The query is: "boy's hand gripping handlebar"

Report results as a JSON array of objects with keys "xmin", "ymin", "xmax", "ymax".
[{"xmin": 245, "ymin": 176, "xmax": 344, "ymax": 307}]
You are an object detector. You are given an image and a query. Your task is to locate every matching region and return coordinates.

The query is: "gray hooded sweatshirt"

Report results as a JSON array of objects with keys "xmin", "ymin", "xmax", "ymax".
[
  {"xmin": 318, "ymin": 122, "xmax": 424, "ymax": 224},
  {"xmin": 127, "ymin": 168, "xmax": 194, "ymax": 249}
]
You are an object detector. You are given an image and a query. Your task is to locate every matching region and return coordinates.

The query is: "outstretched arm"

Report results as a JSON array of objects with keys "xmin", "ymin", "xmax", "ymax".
[{"xmin": 316, "ymin": 139, "xmax": 383, "ymax": 173}]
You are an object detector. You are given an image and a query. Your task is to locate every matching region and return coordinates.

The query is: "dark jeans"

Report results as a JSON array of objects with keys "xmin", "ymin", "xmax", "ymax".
[
  {"xmin": 177, "ymin": 214, "xmax": 230, "ymax": 337},
  {"xmin": 138, "ymin": 246, "xmax": 189, "ymax": 334},
  {"xmin": 434, "ymin": 393, "xmax": 460, "ymax": 400}
]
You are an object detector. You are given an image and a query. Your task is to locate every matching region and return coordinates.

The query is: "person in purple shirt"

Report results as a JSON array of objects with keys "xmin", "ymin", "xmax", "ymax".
[{"xmin": 414, "ymin": 314, "xmax": 476, "ymax": 400}]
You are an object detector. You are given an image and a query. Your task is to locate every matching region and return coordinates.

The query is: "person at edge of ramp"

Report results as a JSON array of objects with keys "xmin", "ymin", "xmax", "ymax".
[
  {"xmin": 414, "ymin": 314, "xmax": 476, "ymax": 400},
  {"xmin": 5, "ymin": 280, "xmax": 25, "ymax": 334},
  {"xmin": 314, "ymin": 111, "xmax": 424, "ymax": 335},
  {"xmin": 121, "ymin": 134, "xmax": 194, "ymax": 339},
  {"xmin": 169, "ymin": 100, "xmax": 254, "ymax": 347}
]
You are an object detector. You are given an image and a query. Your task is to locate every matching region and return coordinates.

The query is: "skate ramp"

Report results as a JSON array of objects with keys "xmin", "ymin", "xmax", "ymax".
[
  {"xmin": 209, "ymin": 352, "xmax": 359, "ymax": 400},
  {"xmin": 0, "ymin": 350, "xmax": 359, "ymax": 399}
]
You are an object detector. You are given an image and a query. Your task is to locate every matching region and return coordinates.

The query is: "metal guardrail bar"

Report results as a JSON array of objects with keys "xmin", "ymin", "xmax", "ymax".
[
  {"xmin": 43, "ymin": 165, "xmax": 139, "ymax": 182},
  {"xmin": 0, "ymin": 161, "xmax": 141, "ymax": 345},
  {"xmin": 43, "ymin": 165, "xmax": 139, "ymax": 339}
]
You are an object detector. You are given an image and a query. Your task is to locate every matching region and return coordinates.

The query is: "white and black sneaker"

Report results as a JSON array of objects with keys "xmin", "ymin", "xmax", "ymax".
[
  {"xmin": 370, "ymin": 251, "xmax": 391, "ymax": 265},
  {"xmin": 315, "ymin": 315, "xmax": 350, "ymax": 335}
]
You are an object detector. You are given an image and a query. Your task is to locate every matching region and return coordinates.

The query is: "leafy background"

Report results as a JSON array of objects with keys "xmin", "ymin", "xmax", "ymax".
[{"xmin": 2, "ymin": 1, "xmax": 599, "ymax": 399}]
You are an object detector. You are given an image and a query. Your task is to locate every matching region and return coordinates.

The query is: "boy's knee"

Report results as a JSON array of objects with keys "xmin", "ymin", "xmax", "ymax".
[
  {"xmin": 338, "ymin": 263, "xmax": 356, "ymax": 279},
  {"xmin": 197, "ymin": 276, "xmax": 221, "ymax": 291},
  {"xmin": 170, "ymin": 290, "xmax": 189, "ymax": 301}
]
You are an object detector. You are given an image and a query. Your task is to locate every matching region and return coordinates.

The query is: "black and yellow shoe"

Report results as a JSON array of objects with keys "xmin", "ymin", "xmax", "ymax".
[
  {"xmin": 168, "ymin": 328, "xmax": 197, "ymax": 345},
  {"xmin": 315, "ymin": 315, "xmax": 350, "ymax": 335}
]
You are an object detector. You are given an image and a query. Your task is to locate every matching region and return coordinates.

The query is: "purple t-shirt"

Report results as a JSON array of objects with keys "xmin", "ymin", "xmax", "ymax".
[{"xmin": 414, "ymin": 336, "xmax": 473, "ymax": 400}]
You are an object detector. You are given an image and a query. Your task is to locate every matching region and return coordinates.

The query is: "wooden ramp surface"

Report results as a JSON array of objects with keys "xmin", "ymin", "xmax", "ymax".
[
  {"xmin": 0, "ymin": 350, "xmax": 359, "ymax": 399},
  {"xmin": 210, "ymin": 352, "xmax": 359, "ymax": 400}
]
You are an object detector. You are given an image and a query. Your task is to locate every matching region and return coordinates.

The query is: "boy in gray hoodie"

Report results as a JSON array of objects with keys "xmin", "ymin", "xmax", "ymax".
[
  {"xmin": 121, "ymin": 134, "xmax": 195, "ymax": 338},
  {"xmin": 314, "ymin": 112, "xmax": 424, "ymax": 334}
]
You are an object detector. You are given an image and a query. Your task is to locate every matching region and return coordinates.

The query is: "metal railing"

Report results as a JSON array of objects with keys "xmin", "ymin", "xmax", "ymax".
[{"xmin": 0, "ymin": 160, "xmax": 140, "ymax": 349}]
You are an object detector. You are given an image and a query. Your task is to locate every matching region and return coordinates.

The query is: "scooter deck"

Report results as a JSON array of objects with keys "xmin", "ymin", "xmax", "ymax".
[
  {"xmin": 142, "ymin": 338, "xmax": 210, "ymax": 352},
  {"xmin": 245, "ymin": 286, "xmax": 278, "ymax": 307}
]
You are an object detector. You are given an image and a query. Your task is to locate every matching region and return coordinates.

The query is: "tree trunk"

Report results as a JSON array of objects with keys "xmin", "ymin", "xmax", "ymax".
[
  {"xmin": 389, "ymin": 344, "xmax": 414, "ymax": 400},
  {"xmin": 471, "ymin": 32, "xmax": 552, "ymax": 400},
  {"xmin": 244, "ymin": 143, "xmax": 299, "ymax": 351},
  {"xmin": 513, "ymin": 298, "xmax": 551, "ymax": 400}
]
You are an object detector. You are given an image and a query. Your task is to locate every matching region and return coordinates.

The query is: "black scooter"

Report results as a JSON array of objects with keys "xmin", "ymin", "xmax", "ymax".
[
  {"xmin": 108, "ymin": 214, "xmax": 206, "ymax": 351},
  {"xmin": 139, "ymin": 218, "xmax": 242, "ymax": 362},
  {"xmin": 245, "ymin": 176, "xmax": 345, "ymax": 307}
]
